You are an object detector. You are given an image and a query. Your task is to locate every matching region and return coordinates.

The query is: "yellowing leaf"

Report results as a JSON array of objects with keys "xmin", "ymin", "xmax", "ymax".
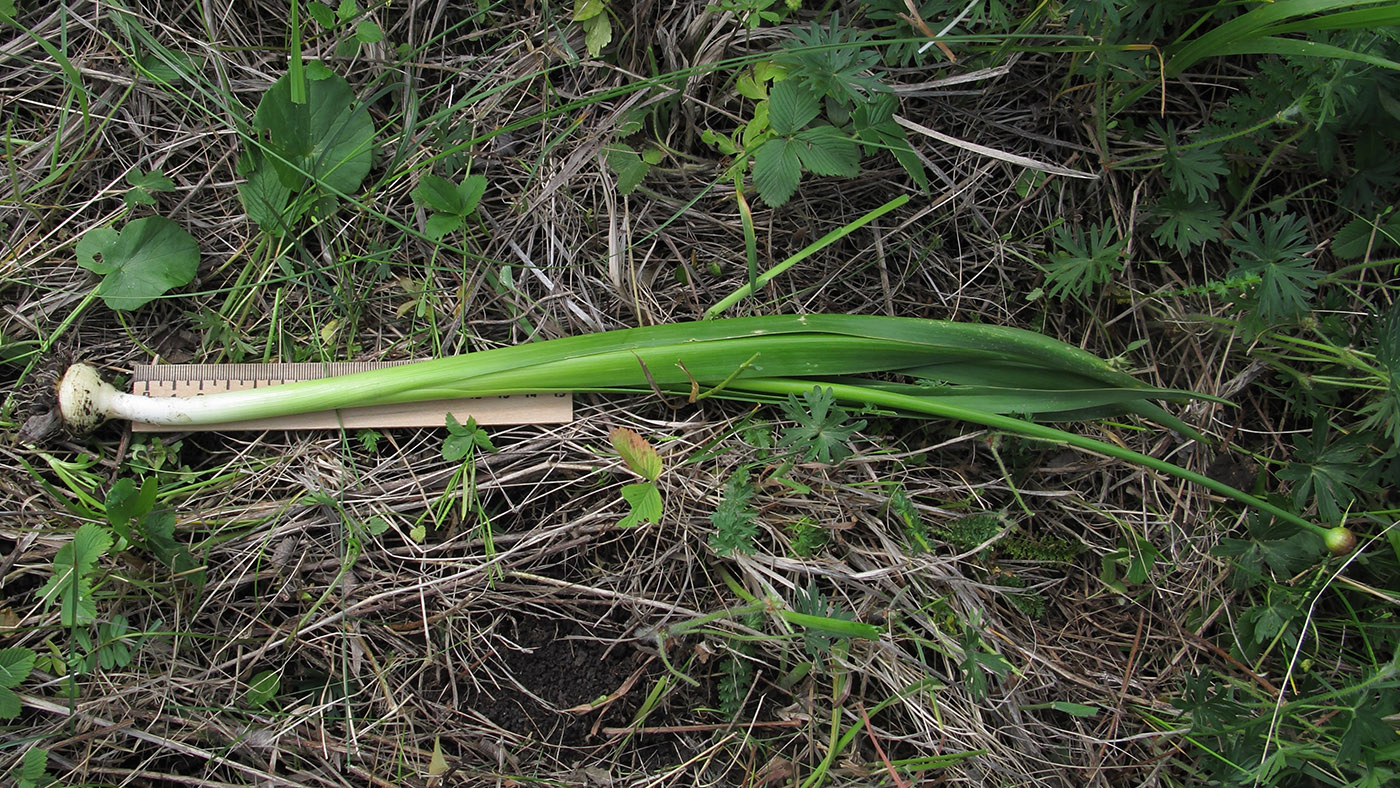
[
  {"xmin": 428, "ymin": 736, "xmax": 448, "ymax": 776},
  {"xmin": 610, "ymin": 427, "xmax": 661, "ymax": 481}
]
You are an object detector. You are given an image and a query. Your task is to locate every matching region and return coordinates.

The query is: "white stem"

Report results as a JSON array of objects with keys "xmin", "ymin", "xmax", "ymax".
[{"xmin": 57, "ymin": 363, "xmax": 310, "ymax": 429}]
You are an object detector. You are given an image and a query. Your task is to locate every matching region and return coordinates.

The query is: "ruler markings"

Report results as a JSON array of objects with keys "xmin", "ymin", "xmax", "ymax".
[{"xmin": 128, "ymin": 363, "xmax": 572, "ymax": 432}]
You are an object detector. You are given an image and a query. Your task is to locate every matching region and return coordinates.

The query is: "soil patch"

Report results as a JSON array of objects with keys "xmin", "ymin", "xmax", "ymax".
[{"xmin": 467, "ymin": 616, "xmax": 650, "ymax": 747}]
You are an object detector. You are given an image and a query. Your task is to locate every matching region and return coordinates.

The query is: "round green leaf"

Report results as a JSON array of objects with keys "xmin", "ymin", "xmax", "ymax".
[
  {"xmin": 252, "ymin": 71, "xmax": 375, "ymax": 196},
  {"xmin": 76, "ymin": 217, "xmax": 200, "ymax": 311}
]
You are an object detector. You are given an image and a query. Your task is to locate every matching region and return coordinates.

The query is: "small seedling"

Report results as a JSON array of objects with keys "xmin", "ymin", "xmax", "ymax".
[
  {"xmin": 410, "ymin": 172, "xmax": 487, "ymax": 239},
  {"xmin": 442, "ymin": 414, "xmax": 495, "ymax": 462},
  {"xmin": 123, "ymin": 168, "xmax": 177, "ymax": 208},
  {"xmin": 958, "ymin": 609, "xmax": 1013, "ymax": 701},
  {"xmin": 777, "ymin": 385, "xmax": 866, "ymax": 464},
  {"xmin": 605, "ymin": 143, "xmax": 664, "ymax": 194},
  {"xmin": 105, "ymin": 478, "xmax": 203, "ymax": 585},
  {"xmin": 709, "ymin": 467, "xmax": 759, "ymax": 554},
  {"xmin": 610, "ymin": 427, "xmax": 663, "ymax": 527},
  {"xmin": 38, "ymin": 523, "xmax": 112, "ymax": 628}
]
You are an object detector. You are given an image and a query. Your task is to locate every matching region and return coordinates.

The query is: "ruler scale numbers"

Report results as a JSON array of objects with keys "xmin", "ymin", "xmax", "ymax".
[{"xmin": 130, "ymin": 363, "xmax": 572, "ymax": 432}]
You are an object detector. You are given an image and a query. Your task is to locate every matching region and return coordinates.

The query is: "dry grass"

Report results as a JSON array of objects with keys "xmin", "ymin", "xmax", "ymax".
[{"xmin": 0, "ymin": 2, "xmax": 1270, "ymax": 787}]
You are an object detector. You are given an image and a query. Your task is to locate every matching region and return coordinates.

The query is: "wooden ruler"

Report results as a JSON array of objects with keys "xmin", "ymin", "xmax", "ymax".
[{"xmin": 129, "ymin": 362, "xmax": 572, "ymax": 432}]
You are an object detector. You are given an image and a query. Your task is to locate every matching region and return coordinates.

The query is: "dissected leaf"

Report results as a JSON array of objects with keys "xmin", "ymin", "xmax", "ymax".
[
  {"xmin": 1278, "ymin": 425, "xmax": 1369, "ymax": 524},
  {"xmin": 75, "ymin": 217, "xmax": 200, "ymax": 310},
  {"xmin": 778, "ymin": 386, "xmax": 866, "ymax": 464},
  {"xmin": 124, "ymin": 168, "xmax": 177, "ymax": 207},
  {"xmin": 583, "ymin": 13, "xmax": 612, "ymax": 57},
  {"xmin": 1152, "ymin": 193, "xmax": 1224, "ymax": 254},
  {"xmin": 1044, "ymin": 222, "xmax": 1126, "ymax": 302},
  {"xmin": 710, "ymin": 468, "xmax": 759, "ymax": 555}
]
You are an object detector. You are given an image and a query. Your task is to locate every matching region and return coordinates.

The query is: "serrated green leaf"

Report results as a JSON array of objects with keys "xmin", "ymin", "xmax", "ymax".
[
  {"xmin": 355, "ymin": 19, "xmax": 382, "ymax": 43},
  {"xmin": 582, "ymin": 13, "xmax": 612, "ymax": 57},
  {"xmin": 753, "ymin": 138, "xmax": 801, "ymax": 206},
  {"xmin": 768, "ymin": 79, "xmax": 819, "ymax": 136},
  {"xmin": 0, "ymin": 687, "xmax": 18, "ymax": 720},
  {"xmin": 791, "ymin": 126, "xmax": 859, "ymax": 177},
  {"xmin": 457, "ymin": 174, "xmax": 487, "ymax": 213},
  {"xmin": 606, "ymin": 145, "xmax": 648, "ymax": 193},
  {"xmin": 308, "ymin": 1, "xmax": 335, "ymax": 28},
  {"xmin": 618, "ymin": 482, "xmax": 663, "ymax": 527},
  {"xmin": 336, "ymin": 0, "xmax": 357, "ymax": 22},
  {"xmin": 425, "ymin": 212, "xmax": 463, "ymax": 239},
  {"xmin": 75, "ymin": 217, "xmax": 200, "ymax": 310},
  {"xmin": 18, "ymin": 747, "xmax": 47, "ymax": 784},
  {"xmin": 574, "ymin": 0, "xmax": 605, "ymax": 21},
  {"xmin": 39, "ymin": 523, "xmax": 113, "ymax": 627},
  {"xmin": 412, "ymin": 174, "xmax": 465, "ymax": 214},
  {"xmin": 0, "ymin": 648, "xmax": 36, "ymax": 689},
  {"xmin": 1333, "ymin": 214, "xmax": 1400, "ymax": 260}
]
